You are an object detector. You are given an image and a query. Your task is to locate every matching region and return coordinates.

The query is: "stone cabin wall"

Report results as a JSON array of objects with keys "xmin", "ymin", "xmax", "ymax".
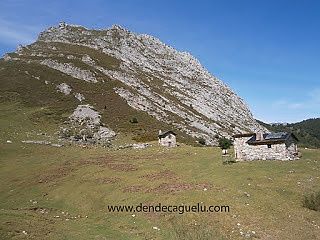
[
  {"xmin": 234, "ymin": 136, "xmax": 298, "ymax": 161},
  {"xmin": 159, "ymin": 134, "xmax": 176, "ymax": 147}
]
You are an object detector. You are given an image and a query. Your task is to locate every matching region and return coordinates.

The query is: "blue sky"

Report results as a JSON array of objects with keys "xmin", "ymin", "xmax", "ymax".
[{"xmin": 0, "ymin": 0, "xmax": 319, "ymax": 123}]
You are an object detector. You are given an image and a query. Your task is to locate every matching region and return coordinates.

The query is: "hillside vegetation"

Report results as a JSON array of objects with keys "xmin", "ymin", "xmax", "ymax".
[{"xmin": 258, "ymin": 118, "xmax": 320, "ymax": 148}]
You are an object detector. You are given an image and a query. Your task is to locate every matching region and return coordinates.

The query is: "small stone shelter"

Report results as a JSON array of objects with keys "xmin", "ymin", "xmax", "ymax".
[
  {"xmin": 233, "ymin": 132, "xmax": 299, "ymax": 161},
  {"xmin": 158, "ymin": 130, "xmax": 176, "ymax": 147}
]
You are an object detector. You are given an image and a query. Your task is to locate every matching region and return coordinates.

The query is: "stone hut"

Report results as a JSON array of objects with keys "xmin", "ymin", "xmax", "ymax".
[
  {"xmin": 158, "ymin": 130, "xmax": 176, "ymax": 147},
  {"xmin": 233, "ymin": 132, "xmax": 299, "ymax": 161}
]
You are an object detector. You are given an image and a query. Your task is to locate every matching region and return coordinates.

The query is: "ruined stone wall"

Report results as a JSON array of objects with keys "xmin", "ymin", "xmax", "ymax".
[
  {"xmin": 285, "ymin": 138, "xmax": 299, "ymax": 160},
  {"xmin": 234, "ymin": 136, "xmax": 298, "ymax": 161}
]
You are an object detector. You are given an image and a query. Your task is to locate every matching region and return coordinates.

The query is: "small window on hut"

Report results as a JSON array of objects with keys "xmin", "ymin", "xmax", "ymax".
[{"xmin": 267, "ymin": 144, "xmax": 272, "ymax": 148}]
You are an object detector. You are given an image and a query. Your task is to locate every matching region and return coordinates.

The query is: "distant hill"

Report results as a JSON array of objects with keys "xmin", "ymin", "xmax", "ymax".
[{"xmin": 258, "ymin": 118, "xmax": 320, "ymax": 148}]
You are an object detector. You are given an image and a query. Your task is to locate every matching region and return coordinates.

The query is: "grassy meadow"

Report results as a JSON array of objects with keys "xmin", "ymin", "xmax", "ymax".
[{"xmin": 0, "ymin": 103, "xmax": 320, "ymax": 240}]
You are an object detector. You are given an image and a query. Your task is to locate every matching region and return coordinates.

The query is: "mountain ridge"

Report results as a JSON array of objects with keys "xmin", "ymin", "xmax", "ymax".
[{"xmin": 0, "ymin": 22, "xmax": 265, "ymax": 145}]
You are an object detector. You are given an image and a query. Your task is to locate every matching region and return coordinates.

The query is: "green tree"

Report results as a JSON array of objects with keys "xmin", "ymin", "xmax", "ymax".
[{"xmin": 218, "ymin": 137, "xmax": 232, "ymax": 150}]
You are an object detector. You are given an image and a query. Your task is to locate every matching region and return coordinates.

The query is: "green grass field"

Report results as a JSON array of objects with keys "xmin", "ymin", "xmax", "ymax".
[
  {"xmin": 1, "ymin": 142, "xmax": 320, "ymax": 239},
  {"xmin": 0, "ymin": 103, "xmax": 320, "ymax": 239}
]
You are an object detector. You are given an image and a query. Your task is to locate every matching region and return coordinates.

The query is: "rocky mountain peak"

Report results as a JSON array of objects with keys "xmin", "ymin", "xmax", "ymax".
[
  {"xmin": 110, "ymin": 24, "xmax": 128, "ymax": 31},
  {"xmin": 1, "ymin": 23, "xmax": 266, "ymax": 145}
]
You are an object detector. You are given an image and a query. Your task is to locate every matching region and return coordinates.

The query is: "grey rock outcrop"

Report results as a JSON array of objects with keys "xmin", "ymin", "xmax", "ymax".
[
  {"xmin": 60, "ymin": 105, "xmax": 116, "ymax": 145},
  {"xmin": 3, "ymin": 23, "xmax": 266, "ymax": 144}
]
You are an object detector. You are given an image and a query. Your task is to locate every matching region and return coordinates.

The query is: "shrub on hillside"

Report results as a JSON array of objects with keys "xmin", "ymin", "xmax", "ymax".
[
  {"xmin": 303, "ymin": 191, "xmax": 320, "ymax": 211},
  {"xmin": 198, "ymin": 138, "xmax": 206, "ymax": 145},
  {"xmin": 129, "ymin": 117, "xmax": 138, "ymax": 123}
]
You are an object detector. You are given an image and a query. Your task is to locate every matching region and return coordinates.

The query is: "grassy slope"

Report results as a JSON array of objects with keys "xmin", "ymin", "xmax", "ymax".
[
  {"xmin": 1, "ymin": 105, "xmax": 320, "ymax": 239},
  {"xmin": 0, "ymin": 56, "xmax": 197, "ymax": 145}
]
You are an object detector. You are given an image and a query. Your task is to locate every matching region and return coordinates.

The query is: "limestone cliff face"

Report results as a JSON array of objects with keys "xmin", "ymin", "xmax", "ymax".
[{"xmin": 2, "ymin": 23, "xmax": 265, "ymax": 144}]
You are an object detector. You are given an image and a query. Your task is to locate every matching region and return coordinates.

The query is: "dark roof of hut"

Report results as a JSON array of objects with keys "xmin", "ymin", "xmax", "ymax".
[
  {"xmin": 246, "ymin": 132, "xmax": 298, "ymax": 145},
  {"xmin": 158, "ymin": 131, "xmax": 176, "ymax": 139}
]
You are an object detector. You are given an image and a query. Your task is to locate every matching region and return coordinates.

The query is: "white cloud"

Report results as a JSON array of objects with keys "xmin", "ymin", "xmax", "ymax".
[
  {"xmin": 272, "ymin": 88, "xmax": 320, "ymax": 111},
  {"xmin": 309, "ymin": 88, "xmax": 320, "ymax": 103},
  {"xmin": 0, "ymin": 18, "xmax": 40, "ymax": 45},
  {"xmin": 287, "ymin": 103, "xmax": 304, "ymax": 109}
]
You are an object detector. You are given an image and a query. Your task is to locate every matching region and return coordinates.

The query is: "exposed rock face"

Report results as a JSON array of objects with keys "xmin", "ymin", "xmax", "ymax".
[
  {"xmin": 74, "ymin": 93, "xmax": 85, "ymax": 102},
  {"xmin": 2, "ymin": 23, "xmax": 266, "ymax": 144},
  {"xmin": 69, "ymin": 104, "xmax": 101, "ymax": 126},
  {"xmin": 41, "ymin": 59, "xmax": 97, "ymax": 83},
  {"xmin": 3, "ymin": 54, "xmax": 11, "ymax": 61},
  {"xmin": 57, "ymin": 83, "xmax": 72, "ymax": 95},
  {"xmin": 61, "ymin": 105, "xmax": 116, "ymax": 145}
]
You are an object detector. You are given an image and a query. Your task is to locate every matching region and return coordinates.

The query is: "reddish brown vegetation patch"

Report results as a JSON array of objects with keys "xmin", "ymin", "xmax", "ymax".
[
  {"xmin": 194, "ymin": 183, "xmax": 211, "ymax": 190},
  {"xmin": 149, "ymin": 182, "xmax": 211, "ymax": 193},
  {"xmin": 81, "ymin": 157, "xmax": 138, "ymax": 171},
  {"xmin": 80, "ymin": 157, "xmax": 113, "ymax": 165},
  {"xmin": 37, "ymin": 157, "xmax": 137, "ymax": 184},
  {"xmin": 80, "ymin": 176, "xmax": 121, "ymax": 184},
  {"xmin": 37, "ymin": 163, "xmax": 75, "ymax": 184},
  {"xmin": 95, "ymin": 177, "xmax": 120, "ymax": 184},
  {"xmin": 123, "ymin": 185, "xmax": 144, "ymax": 193},
  {"xmin": 107, "ymin": 163, "xmax": 137, "ymax": 171}
]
